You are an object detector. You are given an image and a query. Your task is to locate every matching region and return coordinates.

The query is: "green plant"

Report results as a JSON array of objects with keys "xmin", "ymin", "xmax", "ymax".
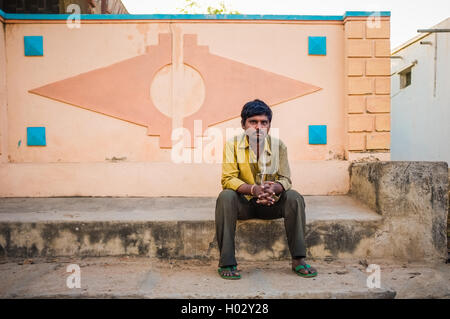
[{"xmin": 177, "ymin": 0, "xmax": 240, "ymax": 14}]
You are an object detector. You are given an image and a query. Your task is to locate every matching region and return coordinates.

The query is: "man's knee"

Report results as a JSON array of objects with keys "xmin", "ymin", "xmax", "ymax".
[
  {"xmin": 283, "ymin": 190, "xmax": 305, "ymax": 220},
  {"xmin": 284, "ymin": 189, "xmax": 305, "ymax": 208},
  {"xmin": 216, "ymin": 189, "xmax": 239, "ymax": 220},
  {"xmin": 216, "ymin": 189, "xmax": 240, "ymax": 212},
  {"xmin": 217, "ymin": 189, "xmax": 239, "ymax": 203},
  {"xmin": 285, "ymin": 189, "xmax": 306, "ymax": 213}
]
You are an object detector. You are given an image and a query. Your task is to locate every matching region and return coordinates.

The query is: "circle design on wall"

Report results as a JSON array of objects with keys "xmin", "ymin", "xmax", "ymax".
[{"xmin": 150, "ymin": 63, "xmax": 205, "ymax": 118}]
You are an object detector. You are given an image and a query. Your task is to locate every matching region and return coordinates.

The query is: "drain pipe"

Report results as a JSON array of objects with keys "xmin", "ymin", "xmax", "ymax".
[
  {"xmin": 417, "ymin": 29, "xmax": 449, "ymax": 97},
  {"xmin": 417, "ymin": 29, "xmax": 450, "ymax": 33}
]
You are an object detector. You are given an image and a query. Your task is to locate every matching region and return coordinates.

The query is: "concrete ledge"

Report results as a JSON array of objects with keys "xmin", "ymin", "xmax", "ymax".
[
  {"xmin": 0, "ymin": 196, "xmax": 382, "ymax": 260},
  {"xmin": 350, "ymin": 161, "xmax": 449, "ymax": 261}
]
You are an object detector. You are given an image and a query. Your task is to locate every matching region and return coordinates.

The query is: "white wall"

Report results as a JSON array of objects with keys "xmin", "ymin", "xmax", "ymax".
[{"xmin": 391, "ymin": 18, "xmax": 450, "ymax": 164}]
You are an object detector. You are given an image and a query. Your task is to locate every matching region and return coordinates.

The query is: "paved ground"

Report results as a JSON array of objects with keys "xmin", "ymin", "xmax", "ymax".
[{"xmin": 0, "ymin": 256, "xmax": 448, "ymax": 299}]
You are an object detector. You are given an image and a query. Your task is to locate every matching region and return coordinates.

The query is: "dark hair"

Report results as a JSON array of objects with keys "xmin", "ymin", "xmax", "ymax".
[{"xmin": 240, "ymin": 99, "xmax": 272, "ymax": 126}]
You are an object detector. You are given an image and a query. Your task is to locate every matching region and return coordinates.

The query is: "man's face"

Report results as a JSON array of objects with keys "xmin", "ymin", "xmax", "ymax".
[{"xmin": 242, "ymin": 114, "xmax": 270, "ymax": 142}]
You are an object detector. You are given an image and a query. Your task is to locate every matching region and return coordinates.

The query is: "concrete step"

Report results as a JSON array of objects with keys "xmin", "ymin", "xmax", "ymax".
[
  {"xmin": 0, "ymin": 196, "xmax": 383, "ymax": 260},
  {"xmin": 0, "ymin": 257, "xmax": 396, "ymax": 299}
]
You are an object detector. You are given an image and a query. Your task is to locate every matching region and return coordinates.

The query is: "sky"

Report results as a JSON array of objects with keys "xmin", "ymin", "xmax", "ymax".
[{"xmin": 121, "ymin": 0, "xmax": 450, "ymax": 49}]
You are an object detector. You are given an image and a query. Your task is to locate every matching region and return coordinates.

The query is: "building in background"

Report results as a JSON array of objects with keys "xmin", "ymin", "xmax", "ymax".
[
  {"xmin": 391, "ymin": 18, "xmax": 449, "ymax": 164},
  {"xmin": 0, "ymin": 0, "xmax": 128, "ymax": 14}
]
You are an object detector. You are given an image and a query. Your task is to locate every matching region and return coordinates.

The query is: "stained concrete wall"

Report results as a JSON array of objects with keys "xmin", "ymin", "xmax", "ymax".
[{"xmin": 350, "ymin": 161, "xmax": 448, "ymax": 261}]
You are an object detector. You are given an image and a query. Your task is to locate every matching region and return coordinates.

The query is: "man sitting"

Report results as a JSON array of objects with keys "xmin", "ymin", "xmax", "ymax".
[{"xmin": 215, "ymin": 99, "xmax": 317, "ymax": 279}]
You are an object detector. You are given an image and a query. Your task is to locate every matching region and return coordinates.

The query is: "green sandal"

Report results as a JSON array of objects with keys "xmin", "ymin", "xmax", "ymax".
[
  {"xmin": 293, "ymin": 264, "xmax": 317, "ymax": 278},
  {"xmin": 218, "ymin": 265, "xmax": 241, "ymax": 280}
]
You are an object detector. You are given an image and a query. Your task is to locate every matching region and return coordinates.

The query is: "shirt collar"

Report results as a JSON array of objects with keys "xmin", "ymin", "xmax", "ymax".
[{"xmin": 237, "ymin": 133, "xmax": 272, "ymax": 156}]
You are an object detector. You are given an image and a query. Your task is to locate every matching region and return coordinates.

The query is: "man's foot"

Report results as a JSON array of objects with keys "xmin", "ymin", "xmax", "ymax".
[
  {"xmin": 218, "ymin": 265, "xmax": 241, "ymax": 280},
  {"xmin": 292, "ymin": 258, "xmax": 318, "ymax": 278}
]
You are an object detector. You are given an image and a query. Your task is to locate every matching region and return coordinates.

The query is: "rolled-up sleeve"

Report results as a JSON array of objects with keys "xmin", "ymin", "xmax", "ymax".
[
  {"xmin": 221, "ymin": 140, "xmax": 246, "ymax": 191},
  {"xmin": 276, "ymin": 142, "xmax": 292, "ymax": 191}
]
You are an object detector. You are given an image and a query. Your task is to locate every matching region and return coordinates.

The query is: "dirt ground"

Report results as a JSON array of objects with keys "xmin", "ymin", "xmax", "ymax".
[{"xmin": 0, "ymin": 256, "xmax": 448, "ymax": 299}]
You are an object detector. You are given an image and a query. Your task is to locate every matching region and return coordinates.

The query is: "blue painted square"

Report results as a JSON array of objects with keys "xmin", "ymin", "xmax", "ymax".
[
  {"xmin": 309, "ymin": 125, "xmax": 327, "ymax": 144},
  {"xmin": 27, "ymin": 127, "xmax": 46, "ymax": 146},
  {"xmin": 308, "ymin": 36, "xmax": 327, "ymax": 55},
  {"xmin": 24, "ymin": 36, "xmax": 43, "ymax": 56}
]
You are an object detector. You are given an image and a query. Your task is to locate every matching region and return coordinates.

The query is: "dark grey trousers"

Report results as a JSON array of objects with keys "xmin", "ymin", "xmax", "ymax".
[{"xmin": 215, "ymin": 188, "xmax": 307, "ymax": 267}]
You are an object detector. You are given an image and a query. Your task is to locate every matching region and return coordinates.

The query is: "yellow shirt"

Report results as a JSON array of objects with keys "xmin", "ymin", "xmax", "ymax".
[{"xmin": 221, "ymin": 133, "xmax": 292, "ymax": 201}]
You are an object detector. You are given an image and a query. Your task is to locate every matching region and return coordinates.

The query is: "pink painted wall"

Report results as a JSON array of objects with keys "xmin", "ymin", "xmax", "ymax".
[
  {"xmin": 0, "ymin": 17, "xmax": 7, "ymax": 165},
  {"xmin": 0, "ymin": 17, "xmax": 390, "ymax": 197},
  {"xmin": 6, "ymin": 22, "xmax": 345, "ymax": 163}
]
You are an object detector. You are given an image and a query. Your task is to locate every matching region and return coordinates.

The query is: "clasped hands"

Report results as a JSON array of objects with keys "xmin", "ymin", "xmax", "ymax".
[{"xmin": 253, "ymin": 181, "xmax": 278, "ymax": 206}]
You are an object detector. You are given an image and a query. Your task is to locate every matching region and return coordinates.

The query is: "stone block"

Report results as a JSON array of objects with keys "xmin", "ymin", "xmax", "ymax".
[
  {"xmin": 348, "ymin": 78, "xmax": 373, "ymax": 95},
  {"xmin": 347, "ymin": 59, "xmax": 365, "ymax": 76},
  {"xmin": 375, "ymin": 114, "xmax": 390, "ymax": 131},
  {"xmin": 348, "ymin": 133, "xmax": 366, "ymax": 151},
  {"xmin": 367, "ymin": 96, "xmax": 390, "ymax": 113},
  {"xmin": 366, "ymin": 58, "xmax": 391, "ymax": 76},
  {"xmin": 346, "ymin": 40, "xmax": 373, "ymax": 57},
  {"xmin": 345, "ymin": 21, "xmax": 365, "ymax": 39},
  {"xmin": 375, "ymin": 40, "xmax": 390, "ymax": 57},
  {"xmin": 366, "ymin": 20, "xmax": 390, "ymax": 39},
  {"xmin": 375, "ymin": 78, "xmax": 390, "ymax": 94},
  {"xmin": 348, "ymin": 115, "xmax": 374, "ymax": 132},
  {"xmin": 366, "ymin": 132, "xmax": 390, "ymax": 149},
  {"xmin": 347, "ymin": 96, "xmax": 366, "ymax": 114}
]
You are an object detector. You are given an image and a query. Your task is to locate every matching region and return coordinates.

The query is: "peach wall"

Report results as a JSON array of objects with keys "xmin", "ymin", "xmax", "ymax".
[
  {"xmin": 180, "ymin": 23, "xmax": 346, "ymax": 161},
  {"xmin": 0, "ymin": 16, "xmax": 391, "ymax": 197},
  {"xmin": 0, "ymin": 18, "xmax": 7, "ymax": 164},
  {"xmin": 6, "ymin": 23, "xmax": 172, "ymax": 163},
  {"xmin": 5, "ymin": 21, "xmax": 344, "ymax": 163}
]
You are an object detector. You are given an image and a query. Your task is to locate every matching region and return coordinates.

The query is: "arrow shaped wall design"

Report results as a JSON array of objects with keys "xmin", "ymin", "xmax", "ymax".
[
  {"xmin": 29, "ymin": 32, "xmax": 322, "ymax": 148},
  {"xmin": 29, "ymin": 33, "xmax": 174, "ymax": 147}
]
